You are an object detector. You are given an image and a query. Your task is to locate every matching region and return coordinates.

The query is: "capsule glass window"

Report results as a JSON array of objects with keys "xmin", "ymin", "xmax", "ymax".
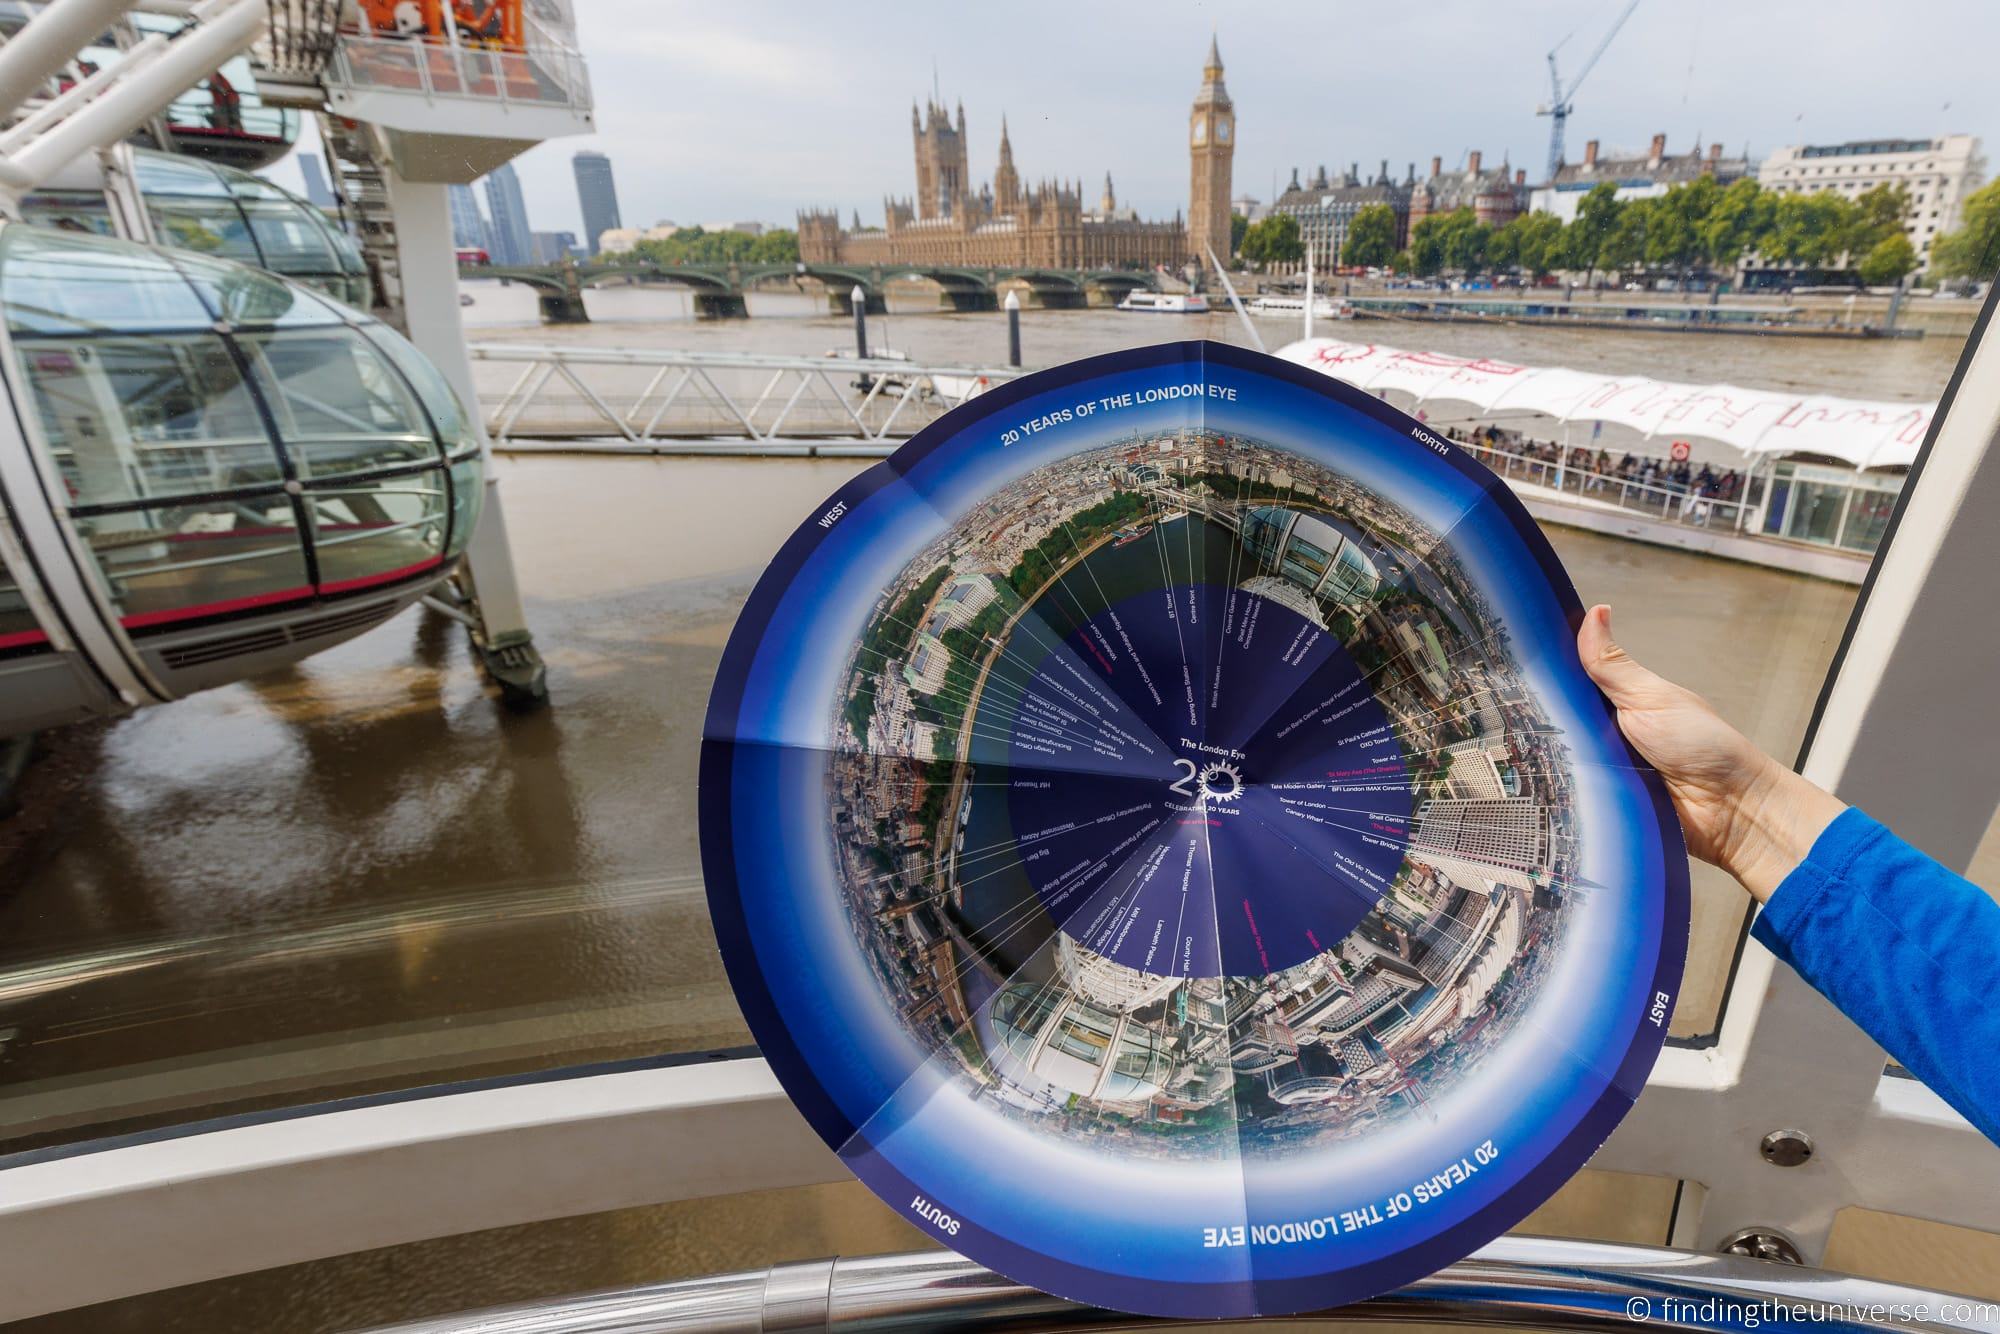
[
  {"xmin": 0, "ymin": 226, "xmax": 215, "ymax": 334},
  {"xmin": 303, "ymin": 471, "xmax": 450, "ymax": 592},
  {"xmin": 130, "ymin": 150, "xmax": 372, "ymax": 312},
  {"xmin": 18, "ymin": 190, "xmax": 116, "ymax": 238},
  {"xmin": 0, "ymin": 539, "xmax": 40, "ymax": 647},
  {"xmin": 0, "ymin": 224, "xmax": 483, "ymax": 628},
  {"xmin": 360, "ymin": 322, "xmax": 482, "ymax": 456},
  {"xmin": 70, "ymin": 493, "xmax": 310, "ymax": 628},
  {"xmin": 242, "ymin": 328, "xmax": 437, "ymax": 477},
  {"xmin": 13, "ymin": 336, "xmax": 278, "ymax": 505},
  {"xmin": 148, "ymin": 196, "xmax": 260, "ymax": 266}
]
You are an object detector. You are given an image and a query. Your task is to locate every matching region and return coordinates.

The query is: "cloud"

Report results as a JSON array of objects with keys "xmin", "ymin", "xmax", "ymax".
[{"xmin": 319, "ymin": 0, "xmax": 2000, "ymax": 241}]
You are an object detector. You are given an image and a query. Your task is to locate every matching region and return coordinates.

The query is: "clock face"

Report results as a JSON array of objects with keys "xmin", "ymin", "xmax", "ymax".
[
  {"xmin": 1218, "ymin": 118, "xmax": 1232, "ymax": 144},
  {"xmin": 1192, "ymin": 118, "xmax": 1207, "ymax": 146}
]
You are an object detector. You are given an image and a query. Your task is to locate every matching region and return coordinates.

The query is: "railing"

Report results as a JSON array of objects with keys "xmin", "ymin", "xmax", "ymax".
[
  {"xmin": 359, "ymin": 1239, "xmax": 2000, "ymax": 1333},
  {"xmin": 468, "ymin": 345, "xmax": 1024, "ymax": 452},
  {"xmin": 1451, "ymin": 438, "xmax": 1760, "ymax": 533},
  {"xmin": 326, "ymin": 31, "xmax": 593, "ymax": 114},
  {"xmin": 457, "ymin": 346, "xmax": 1913, "ymax": 563},
  {"xmin": 522, "ymin": 9, "xmax": 586, "ymax": 106},
  {"xmin": 254, "ymin": 0, "xmax": 345, "ymax": 84}
]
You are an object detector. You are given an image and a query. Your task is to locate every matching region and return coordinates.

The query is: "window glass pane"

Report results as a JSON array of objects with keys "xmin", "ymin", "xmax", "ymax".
[
  {"xmin": 169, "ymin": 248, "xmax": 349, "ymax": 329},
  {"xmin": 0, "ymin": 224, "xmax": 212, "ymax": 333},
  {"xmin": 5, "ymin": 9, "xmax": 1994, "ymax": 1166},
  {"xmin": 222, "ymin": 173, "xmax": 297, "ymax": 205},
  {"xmin": 1827, "ymin": 1208, "xmax": 2000, "ymax": 1303},
  {"xmin": 1784, "ymin": 478, "xmax": 1848, "ymax": 544},
  {"xmin": 299, "ymin": 271, "xmax": 374, "ymax": 313},
  {"xmin": 331, "ymin": 224, "xmax": 369, "ymax": 277},
  {"xmin": 149, "ymin": 197, "xmax": 259, "ymax": 265},
  {"xmin": 74, "ymin": 495, "xmax": 308, "ymax": 626},
  {"xmin": 447, "ymin": 457, "xmax": 483, "ymax": 557},
  {"xmin": 15, "ymin": 336, "xmax": 278, "ymax": 504},
  {"xmin": 19, "ymin": 190, "xmax": 116, "ymax": 237},
  {"xmin": 360, "ymin": 321, "xmax": 479, "ymax": 452},
  {"xmin": 1281, "ymin": 535, "xmax": 1332, "ymax": 583},
  {"xmin": 0, "ymin": 539, "xmax": 42, "ymax": 645},
  {"xmin": 304, "ymin": 470, "xmax": 448, "ymax": 589},
  {"xmin": 243, "ymin": 328, "xmax": 438, "ymax": 476},
  {"xmin": 132, "ymin": 152, "xmax": 230, "ymax": 198},
  {"xmin": 1840, "ymin": 484, "xmax": 1902, "ymax": 553},
  {"xmin": 240, "ymin": 198, "xmax": 339, "ymax": 276}
]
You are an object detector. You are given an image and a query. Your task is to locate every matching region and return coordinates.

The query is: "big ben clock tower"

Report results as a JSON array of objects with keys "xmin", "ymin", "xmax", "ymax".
[{"xmin": 1189, "ymin": 34, "xmax": 1234, "ymax": 267}]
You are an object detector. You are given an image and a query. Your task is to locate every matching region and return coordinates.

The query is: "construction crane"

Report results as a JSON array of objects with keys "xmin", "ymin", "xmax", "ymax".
[{"xmin": 1536, "ymin": 0, "xmax": 1643, "ymax": 184}]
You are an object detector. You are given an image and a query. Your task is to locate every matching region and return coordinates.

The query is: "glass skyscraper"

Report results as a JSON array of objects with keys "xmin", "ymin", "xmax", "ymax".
[
  {"xmin": 571, "ymin": 150, "xmax": 622, "ymax": 255},
  {"xmin": 481, "ymin": 162, "xmax": 533, "ymax": 266},
  {"xmin": 296, "ymin": 152, "xmax": 335, "ymax": 209},
  {"xmin": 447, "ymin": 183, "xmax": 490, "ymax": 253}
]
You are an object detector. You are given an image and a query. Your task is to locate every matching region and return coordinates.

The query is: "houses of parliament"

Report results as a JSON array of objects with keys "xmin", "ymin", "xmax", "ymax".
[{"xmin": 798, "ymin": 43, "xmax": 1233, "ymax": 271}]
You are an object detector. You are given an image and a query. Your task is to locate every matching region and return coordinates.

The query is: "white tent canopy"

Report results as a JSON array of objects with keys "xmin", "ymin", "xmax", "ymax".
[{"xmin": 1275, "ymin": 337, "xmax": 1934, "ymax": 471}]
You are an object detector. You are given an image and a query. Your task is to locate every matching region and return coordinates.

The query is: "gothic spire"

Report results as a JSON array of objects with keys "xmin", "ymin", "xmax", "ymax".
[{"xmin": 1194, "ymin": 32, "xmax": 1231, "ymax": 108}]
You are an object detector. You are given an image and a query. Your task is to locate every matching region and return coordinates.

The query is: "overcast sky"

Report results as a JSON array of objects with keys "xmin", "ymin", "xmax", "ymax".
[{"xmin": 271, "ymin": 0, "xmax": 2000, "ymax": 240}]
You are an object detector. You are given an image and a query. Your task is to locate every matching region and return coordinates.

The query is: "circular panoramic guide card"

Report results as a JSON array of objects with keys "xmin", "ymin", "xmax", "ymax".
[{"xmin": 700, "ymin": 340, "xmax": 1686, "ymax": 1317}]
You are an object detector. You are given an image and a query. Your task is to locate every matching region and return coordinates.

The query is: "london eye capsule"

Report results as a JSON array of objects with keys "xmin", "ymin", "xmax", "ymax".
[
  {"xmin": 0, "ymin": 224, "xmax": 484, "ymax": 739},
  {"xmin": 21, "ymin": 147, "xmax": 372, "ymax": 311}
]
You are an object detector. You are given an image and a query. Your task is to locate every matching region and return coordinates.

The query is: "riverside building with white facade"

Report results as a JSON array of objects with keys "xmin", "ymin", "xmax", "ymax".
[{"xmin": 1758, "ymin": 135, "xmax": 1986, "ymax": 268}]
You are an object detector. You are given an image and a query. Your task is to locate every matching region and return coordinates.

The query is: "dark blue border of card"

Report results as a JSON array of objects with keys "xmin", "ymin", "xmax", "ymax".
[{"xmin": 698, "ymin": 339, "xmax": 1689, "ymax": 1317}]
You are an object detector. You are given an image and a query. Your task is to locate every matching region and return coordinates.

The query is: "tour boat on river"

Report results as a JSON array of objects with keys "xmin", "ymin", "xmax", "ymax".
[
  {"xmin": 1248, "ymin": 293, "xmax": 1353, "ymax": 320},
  {"xmin": 1118, "ymin": 291, "xmax": 1210, "ymax": 313}
]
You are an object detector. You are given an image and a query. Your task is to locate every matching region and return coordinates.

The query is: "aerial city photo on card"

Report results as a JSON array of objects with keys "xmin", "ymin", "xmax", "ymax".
[
  {"xmin": 702, "ymin": 341, "xmax": 1684, "ymax": 1315},
  {"xmin": 826, "ymin": 393, "xmax": 1579, "ymax": 1152}
]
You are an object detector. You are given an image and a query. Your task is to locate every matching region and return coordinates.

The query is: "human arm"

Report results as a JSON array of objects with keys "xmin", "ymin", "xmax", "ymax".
[
  {"xmin": 1577, "ymin": 605, "xmax": 2000, "ymax": 1145},
  {"xmin": 1574, "ymin": 604, "xmax": 1844, "ymax": 901}
]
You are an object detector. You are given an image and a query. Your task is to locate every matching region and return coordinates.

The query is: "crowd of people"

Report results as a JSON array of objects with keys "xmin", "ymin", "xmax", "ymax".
[{"xmin": 1438, "ymin": 423, "xmax": 1752, "ymax": 524}]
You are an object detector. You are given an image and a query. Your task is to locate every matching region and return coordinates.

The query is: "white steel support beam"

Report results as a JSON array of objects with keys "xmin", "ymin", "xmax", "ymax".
[
  {"xmin": 381, "ymin": 166, "xmax": 534, "ymax": 649},
  {"xmin": 0, "ymin": 0, "xmax": 265, "ymax": 198},
  {"xmin": 0, "ymin": 0, "xmax": 136, "ymax": 120}
]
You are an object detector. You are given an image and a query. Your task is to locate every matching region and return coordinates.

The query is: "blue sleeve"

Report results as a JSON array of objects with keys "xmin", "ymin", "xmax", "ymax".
[{"xmin": 1751, "ymin": 807, "xmax": 2000, "ymax": 1146}]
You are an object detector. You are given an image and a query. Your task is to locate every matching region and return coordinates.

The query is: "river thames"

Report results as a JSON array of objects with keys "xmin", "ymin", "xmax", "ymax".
[{"xmin": 464, "ymin": 278, "xmax": 1965, "ymax": 402}]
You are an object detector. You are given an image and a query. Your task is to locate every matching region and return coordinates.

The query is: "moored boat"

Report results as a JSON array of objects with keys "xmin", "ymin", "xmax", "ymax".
[{"xmin": 1118, "ymin": 291, "xmax": 1210, "ymax": 313}]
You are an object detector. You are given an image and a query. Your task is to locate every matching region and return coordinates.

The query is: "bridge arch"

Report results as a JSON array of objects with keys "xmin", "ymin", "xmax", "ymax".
[
  {"xmin": 458, "ymin": 260, "xmax": 1168, "ymax": 320},
  {"xmin": 1080, "ymin": 270, "xmax": 1159, "ymax": 295}
]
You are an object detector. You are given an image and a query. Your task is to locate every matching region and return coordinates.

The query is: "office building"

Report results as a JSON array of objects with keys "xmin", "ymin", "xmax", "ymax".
[
  {"xmin": 1758, "ymin": 135, "xmax": 1985, "ymax": 267},
  {"xmin": 481, "ymin": 162, "xmax": 533, "ymax": 265},
  {"xmin": 1444, "ymin": 740, "xmax": 1512, "ymax": 801},
  {"xmin": 531, "ymin": 229, "xmax": 581, "ymax": 263},
  {"xmin": 447, "ymin": 183, "xmax": 489, "ymax": 252},
  {"xmin": 1531, "ymin": 134, "xmax": 1752, "ymax": 224},
  {"xmin": 1408, "ymin": 150, "xmax": 1530, "ymax": 231},
  {"xmin": 572, "ymin": 149, "xmax": 623, "ymax": 256},
  {"xmin": 1271, "ymin": 162, "xmax": 1411, "ymax": 270},
  {"xmin": 296, "ymin": 151, "xmax": 335, "ymax": 209},
  {"xmin": 1410, "ymin": 798, "xmax": 1550, "ymax": 894}
]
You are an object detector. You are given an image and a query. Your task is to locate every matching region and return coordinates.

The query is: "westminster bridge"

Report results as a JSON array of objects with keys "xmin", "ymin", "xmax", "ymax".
[{"xmin": 457, "ymin": 258, "xmax": 1165, "ymax": 322}]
